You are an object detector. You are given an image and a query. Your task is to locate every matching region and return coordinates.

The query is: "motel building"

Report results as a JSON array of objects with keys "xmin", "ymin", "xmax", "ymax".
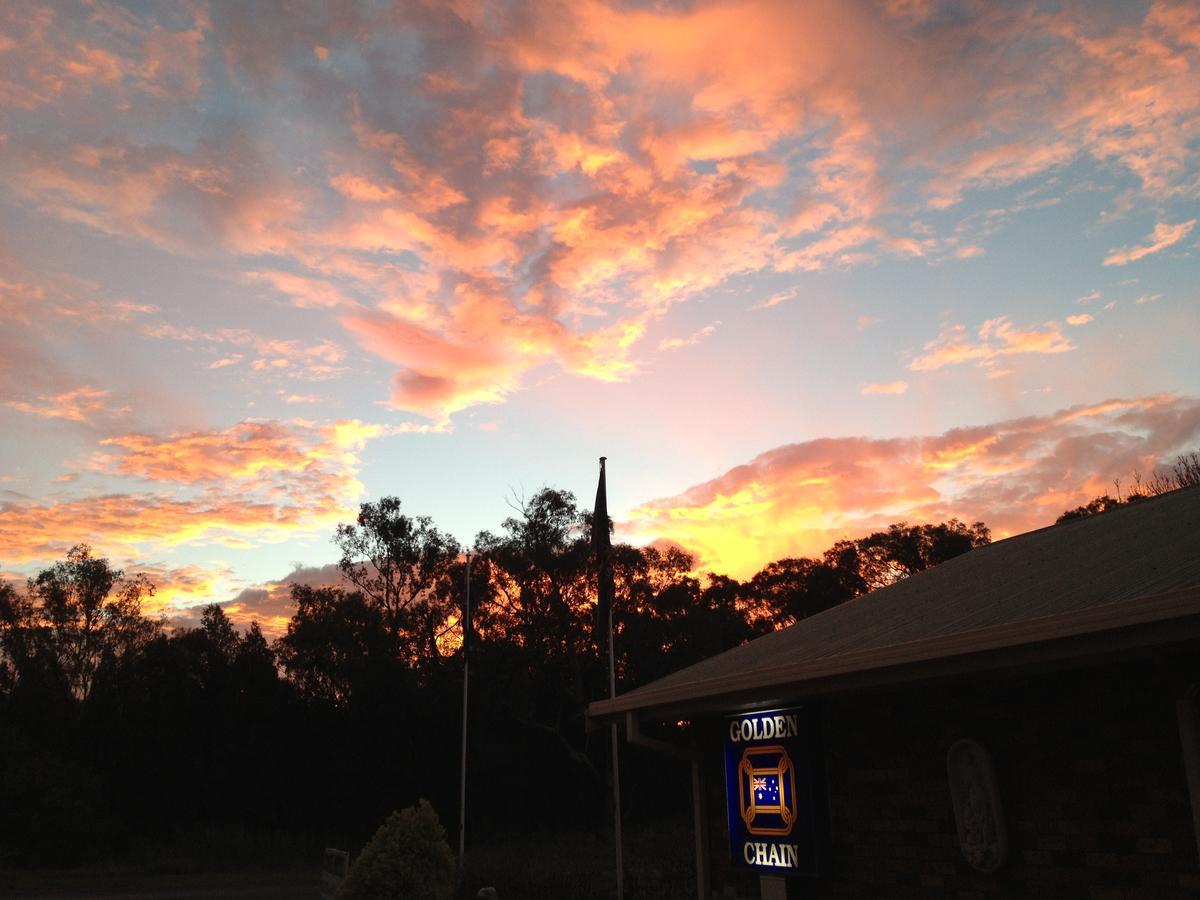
[{"xmin": 588, "ymin": 485, "xmax": 1200, "ymax": 899}]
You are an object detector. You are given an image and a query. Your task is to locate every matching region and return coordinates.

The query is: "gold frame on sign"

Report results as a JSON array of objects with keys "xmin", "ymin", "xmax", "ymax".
[{"xmin": 738, "ymin": 744, "xmax": 797, "ymax": 836}]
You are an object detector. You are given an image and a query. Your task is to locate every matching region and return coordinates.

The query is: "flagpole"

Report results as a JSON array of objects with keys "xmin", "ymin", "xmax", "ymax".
[
  {"xmin": 596, "ymin": 456, "xmax": 625, "ymax": 900},
  {"xmin": 610, "ymin": 599, "xmax": 625, "ymax": 900},
  {"xmin": 458, "ymin": 551, "xmax": 471, "ymax": 876}
]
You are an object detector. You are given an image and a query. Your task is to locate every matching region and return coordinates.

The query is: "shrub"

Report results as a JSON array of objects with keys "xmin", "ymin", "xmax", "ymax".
[{"xmin": 339, "ymin": 799, "xmax": 456, "ymax": 900}]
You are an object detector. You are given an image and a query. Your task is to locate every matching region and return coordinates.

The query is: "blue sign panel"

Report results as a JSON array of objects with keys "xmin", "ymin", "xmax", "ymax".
[{"xmin": 724, "ymin": 707, "xmax": 825, "ymax": 876}]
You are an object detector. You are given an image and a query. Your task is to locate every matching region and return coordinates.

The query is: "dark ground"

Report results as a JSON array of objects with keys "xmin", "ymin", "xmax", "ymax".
[
  {"xmin": 0, "ymin": 821, "xmax": 695, "ymax": 900},
  {"xmin": 0, "ymin": 867, "xmax": 322, "ymax": 899}
]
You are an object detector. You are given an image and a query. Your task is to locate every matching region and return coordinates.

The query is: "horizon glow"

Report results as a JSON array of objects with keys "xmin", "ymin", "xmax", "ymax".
[{"xmin": 1, "ymin": 0, "xmax": 1198, "ymax": 633}]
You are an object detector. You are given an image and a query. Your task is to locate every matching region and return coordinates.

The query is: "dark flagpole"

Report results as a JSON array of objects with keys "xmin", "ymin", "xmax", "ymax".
[
  {"xmin": 594, "ymin": 457, "xmax": 624, "ymax": 900},
  {"xmin": 458, "ymin": 551, "xmax": 471, "ymax": 875}
]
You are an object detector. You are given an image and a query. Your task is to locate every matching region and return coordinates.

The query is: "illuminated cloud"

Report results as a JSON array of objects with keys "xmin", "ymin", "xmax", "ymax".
[
  {"xmin": 908, "ymin": 317, "xmax": 1075, "ymax": 372},
  {"xmin": 928, "ymin": 141, "xmax": 1075, "ymax": 211},
  {"xmin": 1, "ymin": 1, "xmax": 1195, "ymax": 420},
  {"xmin": 3, "ymin": 386, "xmax": 124, "ymax": 422},
  {"xmin": 753, "ymin": 289, "xmax": 800, "ymax": 311},
  {"xmin": 1104, "ymin": 220, "xmax": 1196, "ymax": 266},
  {"xmin": 625, "ymin": 394, "xmax": 1200, "ymax": 578},
  {"xmin": 136, "ymin": 562, "xmax": 243, "ymax": 619},
  {"xmin": 0, "ymin": 3, "xmax": 206, "ymax": 111},
  {"xmin": 0, "ymin": 0, "xmax": 1197, "ymax": 631},
  {"xmin": 97, "ymin": 421, "xmax": 319, "ymax": 483},
  {"xmin": 861, "ymin": 381, "xmax": 908, "ymax": 396},
  {"xmin": 0, "ymin": 419, "xmax": 381, "ymax": 565},
  {"xmin": 0, "ymin": 271, "xmax": 157, "ymax": 326},
  {"xmin": 658, "ymin": 322, "xmax": 720, "ymax": 352},
  {"xmin": 244, "ymin": 270, "xmax": 354, "ymax": 310},
  {"xmin": 142, "ymin": 325, "xmax": 346, "ymax": 381},
  {"xmin": 214, "ymin": 563, "xmax": 346, "ymax": 637},
  {"xmin": 1066, "ymin": 314, "xmax": 1094, "ymax": 326}
]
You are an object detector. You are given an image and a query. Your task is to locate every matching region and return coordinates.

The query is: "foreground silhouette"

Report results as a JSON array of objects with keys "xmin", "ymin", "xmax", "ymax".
[{"xmin": 0, "ymin": 488, "xmax": 991, "ymax": 870}]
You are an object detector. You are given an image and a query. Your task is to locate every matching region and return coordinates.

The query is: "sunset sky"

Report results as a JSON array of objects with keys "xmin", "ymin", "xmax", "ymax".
[{"xmin": 1, "ymin": 0, "xmax": 1198, "ymax": 634}]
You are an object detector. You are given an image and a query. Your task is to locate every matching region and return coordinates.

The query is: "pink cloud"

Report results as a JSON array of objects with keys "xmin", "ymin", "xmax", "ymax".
[
  {"xmin": 143, "ymin": 324, "xmax": 346, "ymax": 381},
  {"xmin": 3, "ymin": 385, "xmax": 124, "ymax": 423},
  {"xmin": 2, "ymin": 0, "xmax": 1196, "ymax": 421},
  {"xmin": 213, "ymin": 563, "xmax": 345, "ymax": 638},
  {"xmin": 909, "ymin": 316, "xmax": 1075, "ymax": 372},
  {"xmin": 861, "ymin": 380, "xmax": 909, "ymax": 396},
  {"xmin": 0, "ymin": 419, "xmax": 382, "ymax": 565},
  {"xmin": 658, "ymin": 322, "xmax": 720, "ymax": 352},
  {"xmin": 626, "ymin": 394, "xmax": 1200, "ymax": 578},
  {"xmin": 244, "ymin": 270, "xmax": 355, "ymax": 309},
  {"xmin": 1104, "ymin": 219, "xmax": 1196, "ymax": 266}
]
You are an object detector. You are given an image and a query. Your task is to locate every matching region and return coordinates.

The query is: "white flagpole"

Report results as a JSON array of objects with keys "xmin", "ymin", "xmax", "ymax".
[{"xmin": 458, "ymin": 551, "xmax": 471, "ymax": 874}]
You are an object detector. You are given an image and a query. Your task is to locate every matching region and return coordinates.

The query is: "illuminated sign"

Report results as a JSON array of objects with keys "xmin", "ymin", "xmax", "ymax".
[{"xmin": 724, "ymin": 707, "xmax": 826, "ymax": 876}]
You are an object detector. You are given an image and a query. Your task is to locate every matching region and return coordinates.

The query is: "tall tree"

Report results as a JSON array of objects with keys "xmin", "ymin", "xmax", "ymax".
[
  {"xmin": 334, "ymin": 497, "xmax": 462, "ymax": 665},
  {"xmin": 839, "ymin": 519, "xmax": 990, "ymax": 592},
  {"xmin": 25, "ymin": 545, "xmax": 158, "ymax": 700},
  {"xmin": 747, "ymin": 557, "xmax": 858, "ymax": 626},
  {"xmin": 276, "ymin": 585, "xmax": 394, "ymax": 705}
]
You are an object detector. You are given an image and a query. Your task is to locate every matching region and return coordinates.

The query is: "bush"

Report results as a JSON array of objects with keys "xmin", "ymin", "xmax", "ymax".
[{"xmin": 339, "ymin": 799, "xmax": 456, "ymax": 900}]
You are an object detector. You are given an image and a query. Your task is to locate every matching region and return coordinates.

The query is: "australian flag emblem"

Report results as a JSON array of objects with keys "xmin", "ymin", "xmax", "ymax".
[
  {"xmin": 738, "ymin": 745, "xmax": 797, "ymax": 836},
  {"xmin": 753, "ymin": 774, "xmax": 780, "ymax": 804}
]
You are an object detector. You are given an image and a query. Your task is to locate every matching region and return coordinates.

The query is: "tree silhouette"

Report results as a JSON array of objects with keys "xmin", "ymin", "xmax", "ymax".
[
  {"xmin": 334, "ymin": 498, "xmax": 461, "ymax": 667},
  {"xmin": 1057, "ymin": 451, "xmax": 1200, "ymax": 523},
  {"xmin": 0, "ymin": 498, "xmax": 999, "ymax": 864},
  {"xmin": 747, "ymin": 556, "xmax": 858, "ymax": 626},
  {"xmin": 23, "ymin": 545, "xmax": 158, "ymax": 700},
  {"xmin": 276, "ymin": 585, "xmax": 395, "ymax": 705}
]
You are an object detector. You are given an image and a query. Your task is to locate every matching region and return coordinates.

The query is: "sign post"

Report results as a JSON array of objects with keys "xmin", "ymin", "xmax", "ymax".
[{"xmin": 724, "ymin": 707, "xmax": 827, "ymax": 882}]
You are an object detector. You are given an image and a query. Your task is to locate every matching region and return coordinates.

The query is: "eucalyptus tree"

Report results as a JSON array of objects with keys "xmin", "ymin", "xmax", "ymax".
[
  {"xmin": 22, "ymin": 544, "xmax": 158, "ymax": 700},
  {"xmin": 334, "ymin": 497, "xmax": 462, "ymax": 667}
]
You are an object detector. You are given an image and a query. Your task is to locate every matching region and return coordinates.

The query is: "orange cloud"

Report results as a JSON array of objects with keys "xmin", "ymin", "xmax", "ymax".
[
  {"xmin": 1103, "ymin": 219, "xmax": 1196, "ymax": 266},
  {"xmin": 136, "ymin": 562, "xmax": 243, "ymax": 619},
  {"xmin": 625, "ymin": 394, "xmax": 1200, "ymax": 578},
  {"xmin": 1066, "ymin": 314, "xmax": 1094, "ymax": 326},
  {"xmin": 658, "ymin": 322, "xmax": 720, "ymax": 352},
  {"xmin": 928, "ymin": 141, "xmax": 1075, "ymax": 210},
  {"xmin": 211, "ymin": 563, "xmax": 345, "ymax": 638},
  {"xmin": 908, "ymin": 316, "xmax": 1075, "ymax": 372},
  {"xmin": 0, "ymin": 271, "xmax": 157, "ymax": 326},
  {"xmin": 0, "ymin": 419, "xmax": 381, "ymax": 565},
  {"xmin": 861, "ymin": 381, "xmax": 908, "ymax": 395},
  {"xmin": 3, "ymin": 0, "xmax": 1197, "ymax": 422},
  {"xmin": 3, "ymin": 386, "xmax": 124, "ymax": 422},
  {"xmin": 244, "ymin": 270, "xmax": 355, "ymax": 309},
  {"xmin": 97, "ymin": 421, "xmax": 319, "ymax": 483},
  {"xmin": 0, "ymin": 4, "xmax": 205, "ymax": 110},
  {"xmin": 142, "ymin": 324, "xmax": 346, "ymax": 381}
]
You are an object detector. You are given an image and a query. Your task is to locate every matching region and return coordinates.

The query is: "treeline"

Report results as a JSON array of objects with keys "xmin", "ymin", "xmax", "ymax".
[
  {"xmin": 1057, "ymin": 452, "xmax": 1200, "ymax": 523},
  {"xmin": 0, "ymin": 489, "xmax": 990, "ymax": 867}
]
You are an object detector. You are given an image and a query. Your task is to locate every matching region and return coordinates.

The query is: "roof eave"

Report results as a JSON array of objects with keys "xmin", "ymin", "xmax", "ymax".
[{"xmin": 587, "ymin": 587, "xmax": 1200, "ymax": 725}]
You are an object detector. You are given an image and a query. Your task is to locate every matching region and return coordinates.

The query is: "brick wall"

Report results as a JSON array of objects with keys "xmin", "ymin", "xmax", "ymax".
[{"xmin": 702, "ymin": 658, "xmax": 1199, "ymax": 899}]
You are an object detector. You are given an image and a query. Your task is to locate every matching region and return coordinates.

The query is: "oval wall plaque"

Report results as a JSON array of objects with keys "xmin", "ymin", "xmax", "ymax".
[{"xmin": 946, "ymin": 738, "xmax": 1008, "ymax": 873}]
